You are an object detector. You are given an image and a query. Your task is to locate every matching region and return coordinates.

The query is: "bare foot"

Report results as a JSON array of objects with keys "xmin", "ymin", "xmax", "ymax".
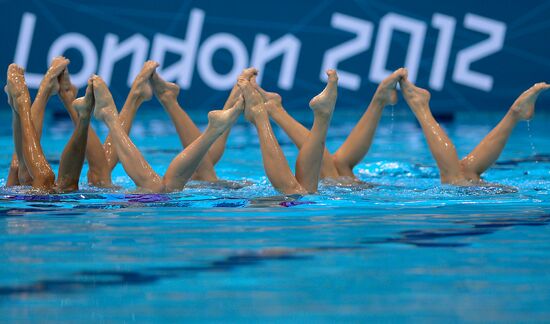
[
  {"xmin": 238, "ymin": 79, "xmax": 266, "ymax": 123},
  {"xmin": 92, "ymin": 75, "xmax": 118, "ymax": 122},
  {"xmin": 58, "ymin": 68, "xmax": 78, "ymax": 102},
  {"xmin": 207, "ymin": 96, "xmax": 244, "ymax": 133},
  {"xmin": 510, "ymin": 82, "xmax": 550, "ymax": 120},
  {"xmin": 73, "ymin": 78, "xmax": 95, "ymax": 119},
  {"xmin": 399, "ymin": 76, "xmax": 431, "ymax": 116},
  {"xmin": 41, "ymin": 56, "xmax": 70, "ymax": 96},
  {"xmin": 6, "ymin": 64, "xmax": 31, "ymax": 114},
  {"xmin": 373, "ymin": 68, "xmax": 406, "ymax": 106},
  {"xmin": 309, "ymin": 69, "xmax": 338, "ymax": 118},
  {"xmin": 131, "ymin": 60, "xmax": 159, "ymax": 101},
  {"xmin": 151, "ymin": 72, "xmax": 180, "ymax": 103},
  {"xmin": 250, "ymin": 76, "xmax": 287, "ymax": 118}
]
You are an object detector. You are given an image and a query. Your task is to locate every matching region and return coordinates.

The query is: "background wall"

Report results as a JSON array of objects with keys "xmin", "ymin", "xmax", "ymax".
[{"xmin": 0, "ymin": 0, "xmax": 549, "ymax": 113}]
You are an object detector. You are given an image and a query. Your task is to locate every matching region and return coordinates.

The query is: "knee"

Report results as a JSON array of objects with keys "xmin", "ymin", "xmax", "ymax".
[{"xmin": 332, "ymin": 154, "xmax": 354, "ymax": 178}]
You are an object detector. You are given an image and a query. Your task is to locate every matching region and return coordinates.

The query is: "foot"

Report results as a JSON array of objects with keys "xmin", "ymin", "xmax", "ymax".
[
  {"xmin": 249, "ymin": 75, "xmax": 285, "ymax": 116},
  {"xmin": 41, "ymin": 56, "xmax": 70, "ymax": 96},
  {"xmin": 151, "ymin": 71, "xmax": 180, "ymax": 103},
  {"xmin": 309, "ymin": 69, "xmax": 338, "ymax": 118},
  {"xmin": 73, "ymin": 78, "xmax": 95, "ymax": 119},
  {"xmin": 6, "ymin": 64, "xmax": 30, "ymax": 114},
  {"xmin": 92, "ymin": 75, "xmax": 118, "ymax": 122},
  {"xmin": 58, "ymin": 68, "xmax": 78, "ymax": 102},
  {"xmin": 372, "ymin": 68, "xmax": 406, "ymax": 106},
  {"xmin": 510, "ymin": 82, "xmax": 550, "ymax": 120},
  {"xmin": 399, "ymin": 76, "xmax": 431, "ymax": 116},
  {"xmin": 131, "ymin": 60, "xmax": 159, "ymax": 101},
  {"xmin": 238, "ymin": 79, "xmax": 266, "ymax": 123},
  {"xmin": 207, "ymin": 96, "xmax": 244, "ymax": 133}
]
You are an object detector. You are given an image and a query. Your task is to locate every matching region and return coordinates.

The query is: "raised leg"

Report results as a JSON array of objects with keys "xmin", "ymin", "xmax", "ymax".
[
  {"xmin": 58, "ymin": 68, "xmax": 113, "ymax": 187},
  {"xmin": 103, "ymin": 61, "xmax": 158, "ymax": 171},
  {"xmin": 241, "ymin": 80, "xmax": 306, "ymax": 195},
  {"xmin": 252, "ymin": 75, "xmax": 340, "ymax": 179},
  {"xmin": 56, "ymin": 79, "xmax": 95, "ymax": 192},
  {"xmin": 399, "ymin": 75, "xmax": 465, "ymax": 185},
  {"xmin": 7, "ymin": 57, "xmax": 68, "ymax": 185},
  {"xmin": 6, "ymin": 64, "xmax": 55, "ymax": 190},
  {"xmin": 461, "ymin": 82, "xmax": 550, "ymax": 180},
  {"xmin": 150, "ymin": 72, "xmax": 218, "ymax": 182},
  {"xmin": 295, "ymin": 70, "xmax": 337, "ymax": 193},
  {"xmin": 333, "ymin": 68, "xmax": 406, "ymax": 176},
  {"xmin": 93, "ymin": 75, "xmax": 163, "ymax": 192},
  {"xmin": 163, "ymin": 99, "xmax": 244, "ymax": 192},
  {"xmin": 6, "ymin": 85, "xmax": 23, "ymax": 187}
]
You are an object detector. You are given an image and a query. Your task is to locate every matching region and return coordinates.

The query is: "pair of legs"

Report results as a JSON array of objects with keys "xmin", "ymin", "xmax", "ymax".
[
  {"xmin": 6, "ymin": 64, "xmax": 95, "ymax": 192},
  {"xmin": 92, "ymin": 75, "xmax": 244, "ymax": 193},
  {"xmin": 399, "ymin": 74, "xmax": 550, "ymax": 184},
  {"xmin": 240, "ymin": 69, "xmax": 338, "ymax": 195},
  {"xmin": 254, "ymin": 68, "xmax": 407, "ymax": 181}
]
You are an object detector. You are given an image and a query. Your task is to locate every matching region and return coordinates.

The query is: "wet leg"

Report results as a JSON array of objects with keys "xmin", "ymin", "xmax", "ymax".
[
  {"xmin": 150, "ymin": 72, "xmax": 218, "ymax": 182},
  {"xmin": 58, "ymin": 68, "xmax": 112, "ymax": 187},
  {"xmin": 7, "ymin": 64, "xmax": 55, "ymax": 190},
  {"xmin": 56, "ymin": 80, "xmax": 95, "ymax": 192},
  {"xmin": 333, "ymin": 68, "xmax": 406, "ymax": 177},
  {"xmin": 400, "ymin": 75, "xmax": 465, "ymax": 184},
  {"xmin": 295, "ymin": 70, "xmax": 337, "ymax": 193},
  {"xmin": 93, "ymin": 75, "xmax": 163, "ymax": 192},
  {"xmin": 241, "ymin": 80, "xmax": 305, "ymax": 195},
  {"xmin": 8, "ymin": 57, "xmax": 68, "ymax": 185},
  {"xmin": 252, "ymin": 75, "xmax": 339, "ymax": 179},
  {"xmin": 163, "ymin": 100, "xmax": 244, "ymax": 192},
  {"xmin": 6, "ymin": 86, "xmax": 22, "ymax": 186},
  {"xmin": 461, "ymin": 82, "xmax": 550, "ymax": 180},
  {"xmin": 103, "ymin": 61, "xmax": 158, "ymax": 171}
]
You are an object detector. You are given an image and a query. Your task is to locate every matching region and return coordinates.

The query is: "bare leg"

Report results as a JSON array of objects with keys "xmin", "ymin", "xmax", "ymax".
[
  {"xmin": 241, "ymin": 80, "xmax": 306, "ymax": 195},
  {"xmin": 150, "ymin": 72, "xmax": 218, "ymax": 182},
  {"xmin": 461, "ymin": 82, "xmax": 550, "ymax": 180},
  {"xmin": 103, "ymin": 61, "xmax": 158, "ymax": 171},
  {"xmin": 163, "ymin": 99, "xmax": 244, "ymax": 192},
  {"xmin": 295, "ymin": 70, "xmax": 337, "ymax": 193},
  {"xmin": 58, "ymin": 68, "xmax": 113, "ymax": 187},
  {"xmin": 6, "ymin": 86, "xmax": 23, "ymax": 187},
  {"xmin": 93, "ymin": 75, "xmax": 163, "ymax": 192},
  {"xmin": 333, "ymin": 68, "xmax": 406, "ymax": 177},
  {"xmin": 208, "ymin": 68, "xmax": 256, "ymax": 164},
  {"xmin": 8, "ymin": 57, "xmax": 68, "ymax": 185},
  {"xmin": 7, "ymin": 64, "xmax": 55, "ymax": 190},
  {"xmin": 56, "ymin": 79, "xmax": 95, "ymax": 192},
  {"xmin": 251, "ymin": 76, "xmax": 339, "ymax": 179},
  {"xmin": 6, "ymin": 155, "xmax": 20, "ymax": 186},
  {"xmin": 400, "ymin": 75, "xmax": 465, "ymax": 185}
]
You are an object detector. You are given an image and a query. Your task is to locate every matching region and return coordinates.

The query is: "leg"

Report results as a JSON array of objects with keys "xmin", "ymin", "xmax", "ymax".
[
  {"xmin": 208, "ymin": 68, "xmax": 257, "ymax": 165},
  {"xmin": 295, "ymin": 70, "xmax": 337, "ymax": 193},
  {"xmin": 7, "ymin": 57, "xmax": 68, "ymax": 185},
  {"xmin": 150, "ymin": 72, "xmax": 218, "ymax": 182},
  {"xmin": 93, "ymin": 75, "xmax": 163, "ymax": 192},
  {"xmin": 6, "ymin": 154, "xmax": 20, "ymax": 186},
  {"xmin": 58, "ymin": 68, "xmax": 113, "ymax": 187},
  {"xmin": 56, "ymin": 79, "xmax": 95, "ymax": 192},
  {"xmin": 461, "ymin": 82, "xmax": 550, "ymax": 180},
  {"xmin": 252, "ymin": 75, "xmax": 340, "ymax": 179},
  {"xmin": 399, "ymin": 74, "xmax": 465, "ymax": 184},
  {"xmin": 333, "ymin": 68, "xmax": 406, "ymax": 176},
  {"xmin": 103, "ymin": 61, "xmax": 158, "ymax": 171},
  {"xmin": 6, "ymin": 64, "xmax": 55, "ymax": 190},
  {"xmin": 163, "ymin": 100, "xmax": 244, "ymax": 192},
  {"xmin": 6, "ymin": 85, "xmax": 23, "ymax": 186},
  {"xmin": 241, "ymin": 80, "xmax": 306, "ymax": 195}
]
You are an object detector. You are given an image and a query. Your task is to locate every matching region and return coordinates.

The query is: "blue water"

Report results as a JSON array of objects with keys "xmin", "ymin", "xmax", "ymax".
[{"xmin": 1, "ymin": 107, "xmax": 550, "ymax": 322}]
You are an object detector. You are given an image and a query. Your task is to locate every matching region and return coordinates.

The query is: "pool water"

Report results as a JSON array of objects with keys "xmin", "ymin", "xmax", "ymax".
[{"xmin": 1, "ymin": 106, "xmax": 550, "ymax": 322}]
